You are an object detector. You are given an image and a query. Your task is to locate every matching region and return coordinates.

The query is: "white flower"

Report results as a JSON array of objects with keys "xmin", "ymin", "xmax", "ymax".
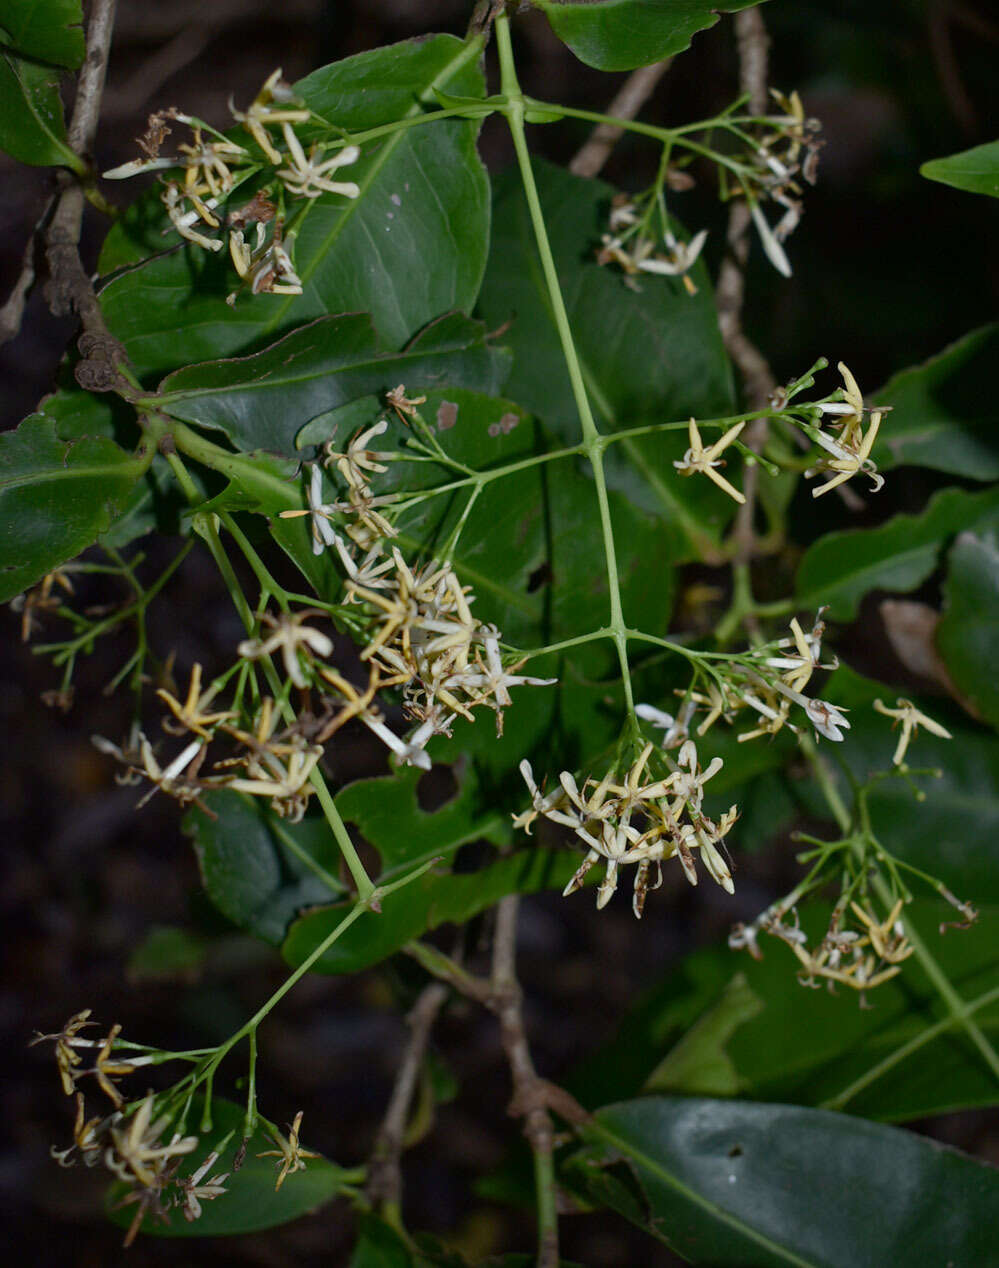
[
  {"xmin": 105, "ymin": 1096, "xmax": 197, "ymax": 1189},
  {"xmin": 163, "ymin": 182, "xmax": 223, "ymax": 251},
  {"xmin": 238, "ymin": 612, "xmax": 333, "ymax": 688},
  {"xmin": 228, "ymin": 224, "xmax": 303, "ymax": 297},
  {"xmin": 230, "ymin": 69, "xmax": 310, "ymax": 165},
  {"xmin": 673, "ymin": 417, "xmax": 747, "ymax": 504},
  {"xmin": 750, "ymin": 202, "xmax": 792, "ymax": 277},
  {"xmin": 278, "ymin": 464, "xmax": 339, "ymax": 555},
  {"xmin": 636, "ymin": 700, "xmax": 694, "ymax": 747},
  {"xmin": 637, "ymin": 228, "xmax": 709, "ymax": 278},
  {"xmin": 872, "ymin": 697, "xmax": 952, "ymax": 766},
  {"xmin": 804, "ymin": 697, "xmax": 850, "ymax": 742},
  {"xmin": 277, "ymin": 125, "xmax": 361, "ymax": 199},
  {"xmin": 669, "ymin": 739, "xmax": 723, "ymax": 815},
  {"xmin": 361, "ymin": 711, "xmax": 432, "ymax": 770},
  {"xmin": 178, "ymin": 1152, "xmax": 229, "ymax": 1222}
]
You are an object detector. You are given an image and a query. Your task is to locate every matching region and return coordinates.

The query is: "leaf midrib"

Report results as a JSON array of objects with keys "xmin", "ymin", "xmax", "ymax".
[
  {"xmin": 585, "ymin": 1114, "xmax": 818, "ymax": 1268},
  {"xmin": 161, "ymin": 335, "xmax": 477, "ymax": 405},
  {"xmin": 264, "ymin": 35, "xmax": 486, "ymax": 337}
]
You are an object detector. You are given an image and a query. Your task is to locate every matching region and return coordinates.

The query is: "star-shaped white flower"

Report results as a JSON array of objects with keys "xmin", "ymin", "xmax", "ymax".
[{"xmin": 673, "ymin": 418, "xmax": 747, "ymax": 504}]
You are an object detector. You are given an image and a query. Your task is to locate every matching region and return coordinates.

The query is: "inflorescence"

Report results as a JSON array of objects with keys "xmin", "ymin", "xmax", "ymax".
[{"xmin": 105, "ymin": 69, "xmax": 361, "ymax": 302}]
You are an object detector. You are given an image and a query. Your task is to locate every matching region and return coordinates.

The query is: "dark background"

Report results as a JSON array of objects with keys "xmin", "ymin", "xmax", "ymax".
[{"xmin": 3, "ymin": 2, "xmax": 998, "ymax": 1264}]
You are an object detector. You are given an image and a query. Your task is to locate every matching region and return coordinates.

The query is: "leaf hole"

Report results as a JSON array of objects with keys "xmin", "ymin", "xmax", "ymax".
[
  {"xmin": 416, "ymin": 764, "xmax": 459, "ymax": 812},
  {"xmin": 727, "ymin": 1144, "xmax": 744, "ymax": 1159},
  {"xmin": 527, "ymin": 562, "xmax": 552, "ymax": 593},
  {"xmin": 451, "ymin": 839, "xmax": 499, "ymax": 874}
]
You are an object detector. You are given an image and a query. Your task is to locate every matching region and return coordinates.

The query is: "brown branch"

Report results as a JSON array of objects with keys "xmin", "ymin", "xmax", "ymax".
[
  {"xmin": 569, "ymin": 60, "xmax": 672, "ymax": 178},
  {"xmin": 365, "ymin": 982, "xmax": 448, "ymax": 1210},
  {"xmin": 45, "ymin": 0, "xmax": 123, "ymax": 364},
  {"xmin": 0, "ymin": 195, "xmax": 56, "ymax": 348},
  {"xmin": 717, "ymin": 8, "xmax": 777, "ymax": 567},
  {"xmin": 490, "ymin": 895, "xmax": 559, "ymax": 1268}
]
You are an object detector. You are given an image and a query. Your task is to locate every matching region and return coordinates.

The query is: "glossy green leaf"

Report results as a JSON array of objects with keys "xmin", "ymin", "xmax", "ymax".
[
  {"xmin": 937, "ymin": 530, "xmax": 999, "ymax": 728},
  {"xmin": 794, "ymin": 484, "xmax": 999, "ymax": 620},
  {"xmin": 156, "ymin": 313, "xmax": 510, "ymax": 454},
  {"xmin": 569, "ymin": 901, "xmax": 999, "ymax": 1121},
  {"xmin": 566, "ymin": 1097, "xmax": 999, "ymax": 1265},
  {"xmin": 0, "ymin": 414, "xmax": 145, "ymax": 602},
  {"xmin": 184, "ymin": 792, "xmax": 347, "ymax": 945},
  {"xmin": 107, "ymin": 1096, "xmax": 346, "ymax": 1238},
  {"xmin": 921, "ymin": 139, "xmax": 999, "ymax": 199},
  {"xmin": 873, "ymin": 326, "xmax": 999, "ymax": 479},
  {"xmin": 0, "ymin": 0, "xmax": 83, "ymax": 67},
  {"xmin": 532, "ymin": 0, "xmax": 766, "ymax": 71},
  {"xmin": 823, "ymin": 665, "xmax": 999, "ymax": 901},
  {"xmin": 282, "ymin": 763, "xmax": 586, "ymax": 974},
  {"xmin": 0, "ymin": 48, "xmax": 82, "ymax": 168},
  {"xmin": 477, "ymin": 161, "xmax": 735, "ymax": 562},
  {"xmin": 97, "ymin": 35, "xmax": 491, "ymax": 376}
]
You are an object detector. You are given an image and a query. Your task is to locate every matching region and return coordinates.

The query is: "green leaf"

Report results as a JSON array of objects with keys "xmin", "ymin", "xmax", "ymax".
[
  {"xmin": 0, "ymin": 414, "xmax": 144, "ymax": 602},
  {"xmin": 569, "ymin": 900, "xmax": 999, "ymax": 1121},
  {"xmin": 825, "ymin": 665, "xmax": 999, "ymax": 902},
  {"xmin": 477, "ymin": 161, "xmax": 735, "ymax": 562},
  {"xmin": 284, "ymin": 845, "xmax": 580, "ymax": 975},
  {"xmin": 282, "ymin": 763, "xmax": 584, "ymax": 975},
  {"xmin": 0, "ymin": 0, "xmax": 83, "ymax": 67},
  {"xmin": 0, "ymin": 48, "xmax": 82, "ymax": 168},
  {"xmin": 567, "ymin": 1097, "xmax": 999, "ymax": 1265},
  {"xmin": 356, "ymin": 388, "xmax": 676, "ymax": 795},
  {"xmin": 107, "ymin": 1096, "xmax": 346, "ymax": 1238},
  {"xmin": 873, "ymin": 326, "xmax": 999, "ymax": 479},
  {"xmin": 532, "ymin": 0, "xmax": 766, "ymax": 71},
  {"xmin": 156, "ymin": 313, "xmax": 511, "ymax": 455},
  {"xmin": 126, "ymin": 925, "xmax": 207, "ymax": 983},
  {"xmin": 97, "ymin": 35, "xmax": 491, "ymax": 376},
  {"xmin": 794, "ymin": 484, "xmax": 999, "ymax": 620},
  {"xmin": 921, "ymin": 139, "xmax": 999, "ymax": 199},
  {"xmin": 349, "ymin": 1214, "xmax": 415, "ymax": 1267},
  {"xmin": 937, "ymin": 530, "xmax": 999, "ymax": 728},
  {"xmin": 184, "ymin": 792, "xmax": 347, "ymax": 945},
  {"xmin": 644, "ymin": 973, "xmax": 765, "ymax": 1097}
]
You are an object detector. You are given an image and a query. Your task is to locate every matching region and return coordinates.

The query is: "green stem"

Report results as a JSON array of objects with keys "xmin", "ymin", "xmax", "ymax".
[
  {"xmin": 34, "ymin": 538, "xmax": 194, "ymax": 661},
  {"xmin": 196, "ymin": 857, "xmax": 439, "ymax": 1105},
  {"xmin": 164, "ymin": 450, "xmax": 376, "ymax": 901},
  {"xmin": 515, "ymin": 628, "xmax": 613, "ymax": 661},
  {"xmin": 497, "ymin": 13, "xmax": 634, "ymax": 718},
  {"xmin": 820, "ymin": 983, "xmax": 999, "ymax": 1112},
  {"xmin": 803, "ymin": 736, "xmax": 999, "ymax": 1085}
]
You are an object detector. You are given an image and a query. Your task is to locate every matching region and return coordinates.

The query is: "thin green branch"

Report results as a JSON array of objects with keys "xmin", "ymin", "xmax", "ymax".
[
  {"xmin": 802, "ymin": 736, "xmax": 999, "ymax": 1088},
  {"xmin": 497, "ymin": 13, "xmax": 634, "ymax": 722},
  {"xmin": 821, "ymin": 983, "xmax": 999, "ymax": 1112}
]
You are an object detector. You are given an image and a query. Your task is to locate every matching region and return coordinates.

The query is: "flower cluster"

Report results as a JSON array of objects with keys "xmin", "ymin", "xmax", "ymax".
[
  {"xmin": 94, "ymin": 642, "xmax": 330, "ymax": 822},
  {"xmin": 639, "ymin": 610, "xmax": 849, "ymax": 747},
  {"xmin": 596, "ymin": 87, "xmax": 823, "ymax": 287},
  {"xmin": 803, "ymin": 362, "xmax": 885, "ymax": 498},
  {"xmin": 670, "ymin": 362, "xmax": 887, "ymax": 506},
  {"xmin": 31, "ymin": 1013, "xmax": 226, "ymax": 1245},
  {"xmin": 741, "ymin": 89, "xmax": 824, "ymax": 278},
  {"xmin": 104, "ymin": 69, "xmax": 360, "ymax": 299},
  {"xmin": 33, "ymin": 1009, "xmax": 323, "ymax": 1244},
  {"xmin": 597, "ymin": 191, "xmax": 708, "ymax": 294},
  {"xmin": 278, "ymin": 403, "xmax": 555, "ymax": 767},
  {"xmin": 729, "ymin": 896, "xmax": 915, "ymax": 995},
  {"xmin": 517, "ymin": 739, "xmax": 737, "ymax": 918}
]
